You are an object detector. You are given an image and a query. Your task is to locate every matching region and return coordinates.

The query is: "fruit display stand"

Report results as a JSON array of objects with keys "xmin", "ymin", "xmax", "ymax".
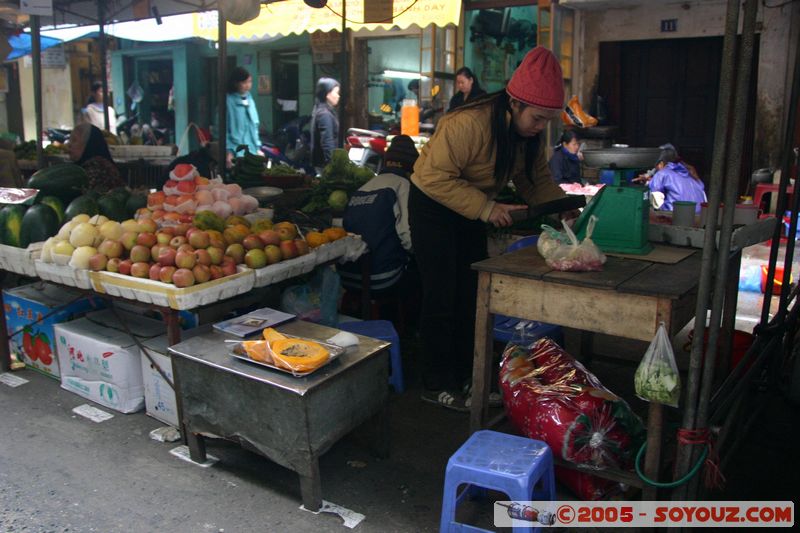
[
  {"xmin": 89, "ymin": 267, "xmax": 255, "ymax": 311},
  {"xmin": 312, "ymin": 234, "xmax": 365, "ymax": 264},
  {"xmin": 0, "ymin": 243, "xmax": 42, "ymax": 277},
  {"xmin": 249, "ymin": 252, "xmax": 318, "ymax": 288},
  {"xmin": 34, "ymin": 260, "xmax": 93, "ymax": 290}
]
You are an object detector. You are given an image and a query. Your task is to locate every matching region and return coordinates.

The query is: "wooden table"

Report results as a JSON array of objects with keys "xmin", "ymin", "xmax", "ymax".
[
  {"xmin": 168, "ymin": 320, "xmax": 390, "ymax": 511},
  {"xmin": 469, "ymin": 246, "xmax": 702, "ymax": 499}
]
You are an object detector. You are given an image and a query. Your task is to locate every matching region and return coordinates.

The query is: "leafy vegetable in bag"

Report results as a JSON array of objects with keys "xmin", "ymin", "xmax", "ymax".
[{"xmin": 634, "ymin": 323, "xmax": 681, "ymax": 407}]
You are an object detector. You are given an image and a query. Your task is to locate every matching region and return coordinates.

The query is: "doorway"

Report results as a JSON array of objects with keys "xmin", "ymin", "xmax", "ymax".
[
  {"xmin": 272, "ymin": 51, "xmax": 300, "ymax": 134},
  {"xmin": 599, "ymin": 36, "xmax": 753, "ymax": 180}
]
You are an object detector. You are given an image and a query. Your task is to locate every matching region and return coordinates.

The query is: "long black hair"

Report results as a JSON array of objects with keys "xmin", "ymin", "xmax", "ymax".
[
  {"xmin": 314, "ymin": 77, "xmax": 340, "ymax": 104},
  {"xmin": 448, "ymin": 90, "xmax": 540, "ymax": 184},
  {"xmin": 227, "ymin": 67, "xmax": 251, "ymax": 94},
  {"xmin": 455, "ymin": 66, "xmax": 482, "ymax": 94}
]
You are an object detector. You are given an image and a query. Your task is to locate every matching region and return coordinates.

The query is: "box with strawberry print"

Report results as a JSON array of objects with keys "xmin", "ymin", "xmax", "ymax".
[{"xmin": 3, "ymin": 283, "xmax": 104, "ymax": 379}]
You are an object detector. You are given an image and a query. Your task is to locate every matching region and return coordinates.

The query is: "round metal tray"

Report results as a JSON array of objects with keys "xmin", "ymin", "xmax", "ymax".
[
  {"xmin": 242, "ymin": 186, "xmax": 284, "ymax": 203},
  {"xmin": 581, "ymin": 147, "xmax": 661, "ymax": 169}
]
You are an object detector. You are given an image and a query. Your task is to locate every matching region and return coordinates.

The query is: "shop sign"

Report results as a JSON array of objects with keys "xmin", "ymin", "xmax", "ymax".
[
  {"xmin": 20, "ymin": 0, "xmax": 53, "ymax": 17},
  {"xmin": 41, "ymin": 46, "xmax": 66, "ymax": 69},
  {"xmin": 311, "ymin": 31, "xmax": 342, "ymax": 54}
]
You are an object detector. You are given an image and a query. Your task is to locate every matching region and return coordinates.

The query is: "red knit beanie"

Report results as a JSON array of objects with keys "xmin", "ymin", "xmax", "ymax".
[{"xmin": 506, "ymin": 47, "xmax": 564, "ymax": 110}]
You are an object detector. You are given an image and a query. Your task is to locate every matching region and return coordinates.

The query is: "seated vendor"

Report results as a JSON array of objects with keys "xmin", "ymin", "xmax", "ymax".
[
  {"xmin": 339, "ymin": 135, "xmax": 419, "ymax": 295},
  {"xmin": 68, "ymin": 123, "xmax": 126, "ymax": 192},
  {"xmin": 548, "ymin": 130, "xmax": 583, "ymax": 185},
  {"xmin": 640, "ymin": 143, "xmax": 706, "ymax": 211}
]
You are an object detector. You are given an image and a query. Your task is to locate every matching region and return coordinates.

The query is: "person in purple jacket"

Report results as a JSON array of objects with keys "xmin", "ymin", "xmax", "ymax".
[{"xmin": 645, "ymin": 143, "xmax": 706, "ymax": 211}]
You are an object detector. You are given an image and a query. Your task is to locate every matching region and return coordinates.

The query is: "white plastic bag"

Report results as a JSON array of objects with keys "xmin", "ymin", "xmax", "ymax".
[
  {"xmin": 634, "ymin": 323, "xmax": 681, "ymax": 407},
  {"xmin": 537, "ymin": 215, "xmax": 606, "ymax": 272}
]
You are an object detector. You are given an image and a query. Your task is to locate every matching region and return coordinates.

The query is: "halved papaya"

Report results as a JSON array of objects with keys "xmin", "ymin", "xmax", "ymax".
[
  {"xmin": 268, "ymin": 338, "xmax": 329, "ymax": 373},
  {"xmin": 242, "ymin": 340, "xmax": 272, "ymax": 364},
  {"xmin": 262, "ymin": 327, "xmax": 287, "ymax": 342}
]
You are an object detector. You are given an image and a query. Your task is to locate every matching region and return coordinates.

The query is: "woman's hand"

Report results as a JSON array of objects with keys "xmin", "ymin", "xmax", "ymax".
[
  {"xmin": 226, "ymin": 152, "xmax": 234, "ymax": 169},
  {"xmin": 488, "ymin": 203, "xmax": 527, "ymax": 227}
]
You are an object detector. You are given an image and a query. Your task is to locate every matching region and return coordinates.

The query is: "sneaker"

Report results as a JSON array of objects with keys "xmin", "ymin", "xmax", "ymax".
[{"xmin": 421, "ymin": 390, "xmax": 470, "ymax": 412}]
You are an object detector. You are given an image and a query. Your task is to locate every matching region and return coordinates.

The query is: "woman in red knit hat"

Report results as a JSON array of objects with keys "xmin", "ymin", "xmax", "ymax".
[{"xmin": 409, "ymin": 47, "xmax": 578, "ymax": 411}]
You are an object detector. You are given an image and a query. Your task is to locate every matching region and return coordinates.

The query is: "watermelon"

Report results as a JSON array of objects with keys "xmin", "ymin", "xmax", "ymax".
[
  {"xmin": 0, "ymin": 204, "xmax": 26, "ymax": 247},
  {"xmin": 20, "ymin": 204, "xmax": 60, "ymax": 247},
  {"xmin": 97, "ymin": 195, "xmax": 126, "ymax": 221},
  {"xmin": 64, "ymin": 195, "xmax": 100, "ymax": 220},
  {"xmin": 38, "ymin": 195, "xmax": 65, "ymax": 224},
  {"xmin": 26, "ymin": 164, "xmax": 88, "ymax": 203},
  {"xmin": 125, "ymin": 193, "xmax": 148, "ymax": 218}
]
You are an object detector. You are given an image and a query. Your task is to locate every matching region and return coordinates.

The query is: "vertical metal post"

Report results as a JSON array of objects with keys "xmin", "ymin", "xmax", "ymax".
[
  {"xmin": 98, "ymin": 1, "xmax": 110, "ymax": 132},
  {"xmin": 31, "ymin": 16, "xmax": 44, "ymax": 169},
  {"xmin": 686, "ymin": 0, "xmax": 759, "ymax": 499},
  {"xmin": 217, "ymin": 7, "xmax": 228, "ymax": 177},
  {"xmin": 339, "ymin": 0, "xmax": 347, "ymax": 146},
  {"xmin": 672, "ymin": 0, "xmax": 740, "ymax": 496}
]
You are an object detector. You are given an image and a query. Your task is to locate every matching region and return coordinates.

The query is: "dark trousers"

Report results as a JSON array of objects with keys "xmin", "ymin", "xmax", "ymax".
[{"xmin": 408, "ymin": 184, "xmax": 487, "ymax": 391}]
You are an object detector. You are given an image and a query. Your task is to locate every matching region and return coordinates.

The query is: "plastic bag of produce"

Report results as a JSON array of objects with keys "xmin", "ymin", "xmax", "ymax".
[
  {"xmin": 537, "ymin": 216, "xmax": 606, "ymax": 272},
  {"xmin": 634, "ymin": 323, "xmax": 681, "ymax": 407},
  {"xmin": 500, "ymin": 337, "xmax": 645, "ymax": 500}
]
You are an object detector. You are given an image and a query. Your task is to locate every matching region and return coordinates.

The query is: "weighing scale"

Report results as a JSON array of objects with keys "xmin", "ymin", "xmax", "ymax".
[{"xmin": 572, "ymin": 147, "xmax": 662, "ymax": 255}]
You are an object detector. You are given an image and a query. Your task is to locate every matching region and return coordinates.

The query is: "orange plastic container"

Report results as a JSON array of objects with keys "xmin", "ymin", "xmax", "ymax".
[
  {"xmin": 760, "ymin": 265, "xmax": 789, "ymax": 296},
  {"xmin": 401, "ymin": 99, "xmax": 419, "ymax": 137}
]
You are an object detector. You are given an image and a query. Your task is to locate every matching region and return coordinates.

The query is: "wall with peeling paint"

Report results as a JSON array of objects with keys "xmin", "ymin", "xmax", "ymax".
[{"xmin": 575, "ymin": 0, "xmax": 798, "ymax": 170}]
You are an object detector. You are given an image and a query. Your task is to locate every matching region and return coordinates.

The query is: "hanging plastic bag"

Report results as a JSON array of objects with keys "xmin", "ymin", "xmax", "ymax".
[
  {"xmin": 280, "ymin": 266, "xmax": 341, "ymax": 326},
  {"xmin": 537, "ymin": 216, "xmax": 606, "ymax": 272},
  {"xmin": 562, "ymin": 96, "xmax": 598, "ymax": 128},
  {"xmin": 634, "ymin": 323, "xmax": 681, "ymax": 407}
]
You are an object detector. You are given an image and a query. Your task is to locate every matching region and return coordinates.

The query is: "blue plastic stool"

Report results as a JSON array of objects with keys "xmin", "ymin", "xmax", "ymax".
[
  {"xmin": 337, "ymin": 320, "xmax": 404, "ymax": 393},
  {"xmin": 440, "ymin": 430, "xmax": 555, "ymax": 533}
]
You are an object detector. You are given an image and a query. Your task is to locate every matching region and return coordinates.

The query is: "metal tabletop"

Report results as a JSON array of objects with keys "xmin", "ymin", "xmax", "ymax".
[{"xmin": 168, "ymin": 320, "xmax": 390, "ymax": 396}]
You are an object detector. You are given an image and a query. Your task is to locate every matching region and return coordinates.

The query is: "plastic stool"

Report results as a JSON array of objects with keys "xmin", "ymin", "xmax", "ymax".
[
  {"xmin": 440, "ymin": 430, "xmax": 555, "ymax": 533},
  {"xmin": 337, "ymin": 320, "xmax": 404, "ymax": 393}
]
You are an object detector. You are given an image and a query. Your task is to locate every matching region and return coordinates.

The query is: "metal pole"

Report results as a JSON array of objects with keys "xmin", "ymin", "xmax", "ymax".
[
  {"xmin": 685, "ymin": 0, "xmax": 760, "ymax": 500},
  {"xmin": 98, "ymin": 1, "xmax": 110, "ymax": 132},
  {"xmin": 31, "ymin": 16, "xmax": 44, "ymax": 169},
  {"xmin": 339, "ymin": 0, "xmax": 347, "ymax": 147},
  {"xmin": 217, "ymin": 6, "xmax": 228, "ymax": 178},
  {"xmin": 671, "ymin": 0, "xmax": 740, "ymax": 496}
]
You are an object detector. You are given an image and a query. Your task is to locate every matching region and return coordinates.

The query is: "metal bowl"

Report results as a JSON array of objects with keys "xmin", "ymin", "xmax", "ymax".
[
  {"xmin": 242, "ymin": 186, "xmax": 284, "ymax": 205},
  {"xmin": 581, "ymin": 147, "xmax": 662, "ymax": 169}
]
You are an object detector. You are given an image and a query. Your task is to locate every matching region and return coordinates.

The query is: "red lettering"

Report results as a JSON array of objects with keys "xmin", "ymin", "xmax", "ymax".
[
  {"xmin": 725, "ymin": 507, "xmax": 739, "ymax": 522},
  {"xmin": 710, "ymin": 507, "xmax": 725, "ymax": 521},
  {"xmin": 654, "ymin": 508, "xmax": 668, "ymax": 523},
  {"xmin": 746, "ymin": 507, "xmax": 760, "ymax": 521},
  {"xmin": 620, "ymin": 507, "xmax": 633, "ymax": 523},
  {"xmin": 760, "ymin": 508, "xmax": 774, "ymax": 522},
  {"xmin": 695, "ymin": 507, "xmax": 710, "ymax": 522},
  {"xmin": 683, "ymin": 507, "xmax": 696, "ymax": 521},
  {"xmin": 578, "ymin": 507, "xmax": 590, "ymax": 522},
  {"xmin": 669, "ymin": 508, "xmax": 684, "ymax": 521},
  {"xmin": 774, "ymin": 507, "xmax": 792, "ymax": 523}
]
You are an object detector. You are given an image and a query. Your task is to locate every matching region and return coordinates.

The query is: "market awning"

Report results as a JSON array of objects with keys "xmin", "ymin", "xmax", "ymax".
[
  {"xmin": 193, "ymin": 0, "xmax": 461, "ymax": 42},
  {"xmin": 5, "ymin": 33, "xmax": 63, "ymax": 61},
  {"xmin": 37, "ymin": 13, "xmax": 200, "ymax": 43}
]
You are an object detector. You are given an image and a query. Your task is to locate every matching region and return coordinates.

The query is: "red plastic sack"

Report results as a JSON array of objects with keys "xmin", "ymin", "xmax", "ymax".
[{"xmin": 500, "ymin": 338, "xmax": 645, "ymax": 500}]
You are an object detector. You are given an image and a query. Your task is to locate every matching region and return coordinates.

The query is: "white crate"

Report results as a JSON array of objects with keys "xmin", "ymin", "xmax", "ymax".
[
  {"xmin": 0, "ymin": 242, "xmax": 42, "ymax": 276},
  {"xmin": 109, "ymin": 145, "xmax": 175, "ymax": 159},
  {"xmin": 313, "ymin": 235, "xmax": 365, "ymax": 264},
  {"xmin": 250, "ymin": 252, "xmax": 317, "ymax": 288},
  {"xmin": 89, "ymin": 267, "xmax": 255, "ymax": 310},
  {"xmin": 34, "ymin": 260, "xmax": 93, "ymax": 289}
]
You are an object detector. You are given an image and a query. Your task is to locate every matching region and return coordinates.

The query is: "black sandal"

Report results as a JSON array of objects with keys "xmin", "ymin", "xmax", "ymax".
[{"xmin": 421, "ymin": 390, "xmax": 470, "ymax": 412}]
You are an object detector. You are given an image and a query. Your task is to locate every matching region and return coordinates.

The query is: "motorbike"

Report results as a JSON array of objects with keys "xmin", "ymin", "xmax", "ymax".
[{"xmin": 345, "ymin": 127, "xmax": 387, "ymax": 174}]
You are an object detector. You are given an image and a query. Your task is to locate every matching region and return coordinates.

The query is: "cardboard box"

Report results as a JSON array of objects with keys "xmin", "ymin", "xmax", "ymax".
[
  {"xmin": 55, "ymin": 310, "xmax": 165, "ymax": 413},
  {"xmin": 3, "ymin": 283, "xmax": 104, "ymax": 379},
  {"xmin": 139, "ymin": 329, "xmax": 204, "ymax": 427}
]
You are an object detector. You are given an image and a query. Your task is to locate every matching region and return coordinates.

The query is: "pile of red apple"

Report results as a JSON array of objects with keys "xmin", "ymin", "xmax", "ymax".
[
  {"xmin": 235, "ymin": 221, "xmax": 311, "ymax": 270},
  {"xmin": 93, "ymin": 219, "xmax": 239, "ymax": 288}
]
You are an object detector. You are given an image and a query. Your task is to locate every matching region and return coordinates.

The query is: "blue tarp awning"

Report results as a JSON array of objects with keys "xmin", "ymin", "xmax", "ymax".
[{"xmin": 6, "ymin": 34, "xmax": 63, "ymax": 61}]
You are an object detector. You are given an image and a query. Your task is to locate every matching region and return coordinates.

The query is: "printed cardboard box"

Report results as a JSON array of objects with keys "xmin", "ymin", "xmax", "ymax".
[
  {"xmin": 54, "ymin": 310, "xmax": 165, "ymax": 413},
  {"xmin": 3, "ymin": 283, "xmax": 104, "ymax": 379},
  {"xmin": 139, "ymin": 329, "xmax": 204, "ymax": 427}
]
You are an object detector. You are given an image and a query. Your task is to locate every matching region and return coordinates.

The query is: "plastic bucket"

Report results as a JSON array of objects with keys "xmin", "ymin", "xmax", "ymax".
[{"xmin": 760, "ymin": 265, "xmax": 790, "ymax": 296}]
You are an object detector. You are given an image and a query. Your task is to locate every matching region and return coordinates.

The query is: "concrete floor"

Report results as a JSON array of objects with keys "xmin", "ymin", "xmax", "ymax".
[{"xmin": 1, "ymin": 241, "xmax": 798, "ymax": 532}]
